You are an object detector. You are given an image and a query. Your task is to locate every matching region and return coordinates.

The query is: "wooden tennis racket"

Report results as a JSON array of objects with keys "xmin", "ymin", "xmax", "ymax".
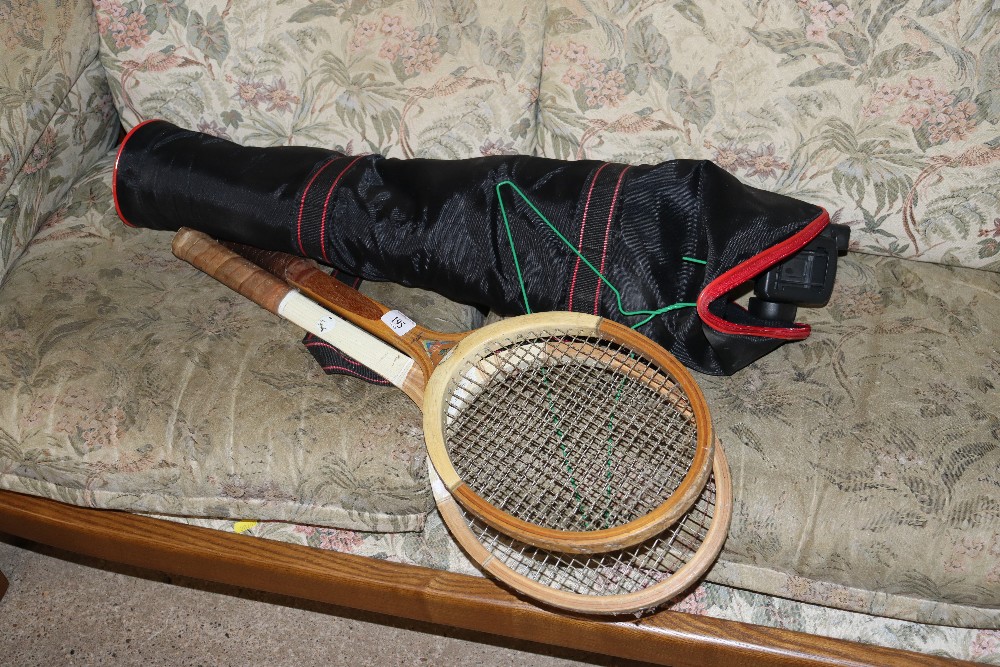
[
  {"xmin": 214, "ymin": 240, "xmax": 464, "ymax": 406},
  {"xmin": 430, "ymin": 441, "xmax": 732, "ymax": 615},
  {"xmin": 172, "ymin": 228, "xmax": 714, "ymax": 554}
]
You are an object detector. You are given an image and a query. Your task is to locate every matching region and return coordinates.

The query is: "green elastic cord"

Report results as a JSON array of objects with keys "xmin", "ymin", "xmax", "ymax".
[
  {"xmin": 496, "ymin": 181, "xmax": 703, "ymax": 328},
  {"xmin": 543, "ymin": 366, "xmax": 593, "ymax": 527}
]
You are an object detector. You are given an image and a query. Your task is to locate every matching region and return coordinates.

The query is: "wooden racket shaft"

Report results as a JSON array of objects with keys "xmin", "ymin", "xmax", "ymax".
[
  {"xmin": 220, "ymin": 243, "xmax": 698, "ymax": 418},
  {"xmin": 220, "ymin": 240, "xmax": 463, "ymax": 390},
  {"xmin": 174, "ymin": 230, "xmax": 714, "ymax": 555}
]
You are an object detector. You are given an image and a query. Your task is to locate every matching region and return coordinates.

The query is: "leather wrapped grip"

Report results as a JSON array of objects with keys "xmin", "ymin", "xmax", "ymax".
[{"xmin": 171, "ymin": 228, "xmax": 291, "ymax": 314}]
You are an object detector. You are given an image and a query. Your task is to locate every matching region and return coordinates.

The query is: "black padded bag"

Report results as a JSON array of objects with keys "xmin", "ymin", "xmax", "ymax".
[{"xmin": 115, "ymin": 120, "xmax": 832, "ymax": 375}]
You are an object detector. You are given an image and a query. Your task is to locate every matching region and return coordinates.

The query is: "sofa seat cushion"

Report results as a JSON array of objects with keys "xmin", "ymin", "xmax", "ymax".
[
  {"xmin": 697, "ymin": 251, "xmax": 1000, "ymax": 626},
  {"xmin": 2, "ymin": 151, "xmax": 998, "ymax": 626},
  {"xmin": 0, "ymin": 153, "xmax": 477, "ymax": 532}
]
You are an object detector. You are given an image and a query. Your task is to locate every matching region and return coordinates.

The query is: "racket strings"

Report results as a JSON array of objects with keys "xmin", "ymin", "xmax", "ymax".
[
  {"xmin": 536, "ymin": 355, "xmax": 691, "ymax": 524},
  {"xmin": 442, "ymin": 330, "xmax": 702, "ymax": 532},
  {"xmin": 457, "ymin": 361, "xmax": 694, "ymax": 527},
  {"xmin": 451, "ymin": 355, "xmax": 619, "ymax": 522},
  {"xmin": 464, "ymin": 475, "xmax": 718, "ymax": 598},
  {"xmin": 534, "ymin": 343, "xmax": 647, "ymax": 521}
]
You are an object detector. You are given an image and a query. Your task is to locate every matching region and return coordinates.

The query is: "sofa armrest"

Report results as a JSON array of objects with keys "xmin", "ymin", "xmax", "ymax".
[{"xmin": 0, "ymin": 0, "xmax": 120, "ymax": 282}]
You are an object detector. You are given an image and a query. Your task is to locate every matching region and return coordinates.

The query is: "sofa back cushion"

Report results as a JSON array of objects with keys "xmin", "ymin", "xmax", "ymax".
[
  {"xmin": 0, "ymin": 0, "xmax": 119, "ymax": 282},
  {"xmin": 95, "ymin": 0, "xmax": 544, "ymax": 158},
  {"xmin": 94, "ymin": 0, "xmax": 1000, "ymax": 271},
  {"xmin": 537, "ymin": 0, "xmax": 1000, "ymax": 271}
]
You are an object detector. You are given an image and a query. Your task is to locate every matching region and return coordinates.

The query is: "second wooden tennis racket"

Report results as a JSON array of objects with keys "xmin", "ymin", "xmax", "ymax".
[{"xmin": 430, "ymin": 442, "xmax": 732, "ymax": 615}]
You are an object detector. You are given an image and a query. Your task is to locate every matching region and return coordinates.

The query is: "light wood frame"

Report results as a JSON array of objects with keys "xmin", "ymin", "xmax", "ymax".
[{"xmin": 0, "ymin": 489, "xmax": 973, "ymax": 666}]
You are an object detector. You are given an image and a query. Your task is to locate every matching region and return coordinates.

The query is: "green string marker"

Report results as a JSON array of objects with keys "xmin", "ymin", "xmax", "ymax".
[{"xmin": 496, "ymin": 180, "xmax": 702, "ymax": 327}]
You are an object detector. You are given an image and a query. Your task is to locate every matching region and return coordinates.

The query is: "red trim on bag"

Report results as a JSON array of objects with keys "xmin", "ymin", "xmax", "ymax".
[
  {"xmin": 295, "ymin": 155, "xmax": 341, "ymax": 255},
  {"xmin": 696, "ymin": 209, "xmax": 831, "ymax": 341},
  {"xmin": 318, "ymin": 155, "xmax": 365, "ymax": 263},
  {"xmin": 567, "ymin": 163, "xmax": 609, "ymax": 310},
  {"xmin": 113, "ymin": 119, "xmax": 161, "ymax": 228},
  {"xmin": 304, "ymin": 339, "xmax": 391, "ymax": 384},
  {"xmin": 592, "ymin": 166, "xmax": 629, "ymax": 314},
  {"xmin": 329, "ymin": 269, "xmax": 362, "ymax": 289}
]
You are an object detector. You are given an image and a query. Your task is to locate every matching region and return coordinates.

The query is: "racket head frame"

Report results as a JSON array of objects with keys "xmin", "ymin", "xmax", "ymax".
[
  {"xmin": 430, "ymin": 440, "xmax": 732, "ymax": 615},
  {"xmin": 422, "ymin": 311, "xmax": 715, "ymax": 554}
]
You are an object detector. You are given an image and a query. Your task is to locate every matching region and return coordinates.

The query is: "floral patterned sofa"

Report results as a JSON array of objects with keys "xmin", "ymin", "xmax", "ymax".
[{"xmin": 1, "ymin": 0, "xmax": 998, "ymax": 664}]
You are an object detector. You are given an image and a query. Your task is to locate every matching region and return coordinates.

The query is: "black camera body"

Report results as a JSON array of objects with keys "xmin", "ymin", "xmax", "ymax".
[{"xmin": 749, "ymin": 224, "xmax": 851, "ymax": 323}]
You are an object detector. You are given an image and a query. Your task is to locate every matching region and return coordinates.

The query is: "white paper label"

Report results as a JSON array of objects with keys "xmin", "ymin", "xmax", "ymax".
[
  {"xmin": 381, "ymin": 310, "xmax": 416, "ymax": 336},
  {"xmin": 316, "ymin": 315, "xmax": 338, "ymax": 334}
]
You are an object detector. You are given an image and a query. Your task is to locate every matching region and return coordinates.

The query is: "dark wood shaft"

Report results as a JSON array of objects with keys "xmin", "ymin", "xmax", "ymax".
[{"xmin": 0, "ymin": 490, "xmax": 972, "ymax": 667}]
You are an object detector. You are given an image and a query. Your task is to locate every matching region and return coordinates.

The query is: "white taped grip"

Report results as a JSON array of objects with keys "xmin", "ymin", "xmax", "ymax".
[{"xmin": 277, "ymin": 291, "xmax": 415, "ymax": 389}]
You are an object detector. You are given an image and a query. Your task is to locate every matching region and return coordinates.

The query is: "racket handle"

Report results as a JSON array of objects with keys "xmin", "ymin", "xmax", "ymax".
[
  {"xmin": 222, "ymin": 241, "xmax": 391, "ymax": 324},
  {"xmin": 171, "ymin": 228, "xmax": 421, "ymax": 397},
  {"xmin": 219, "ymin": 240, "xmax": 459, "ymax": 381},
  {"xmin": 172, "ymin": 228, "xmax": 291, "ymax": 313}
]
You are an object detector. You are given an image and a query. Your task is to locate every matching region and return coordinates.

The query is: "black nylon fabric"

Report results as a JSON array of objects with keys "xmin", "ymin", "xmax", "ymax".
[{"xmin": 115, "ymin": 120, "xmax": 827, "ymax": 375}]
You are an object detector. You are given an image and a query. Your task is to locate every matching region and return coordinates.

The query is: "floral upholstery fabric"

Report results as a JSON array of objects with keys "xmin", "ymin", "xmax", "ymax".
[
  {"xmin": 93, "ymin": 0, "xmax": 545, "ymax": 158},
  {"xmin": 538, "ymin": 0, "xmax": 1000, "ymax": 271},
  {"xmin": 0, "ymin": 0, "xmax": 119, "ymax": 281},
  {"xmin": 0, "ymin": 153, "xmax": 482, "ymax": 532},
  {"xmin": 696, "ymin": 250, "xmax": 1000, "ymax": 626}
]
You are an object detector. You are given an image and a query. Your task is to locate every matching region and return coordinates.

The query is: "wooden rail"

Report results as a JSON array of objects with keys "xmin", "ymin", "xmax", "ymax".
[{"xmin": 0, "ymin": 489, "xmax": 974, "ymax": 667}]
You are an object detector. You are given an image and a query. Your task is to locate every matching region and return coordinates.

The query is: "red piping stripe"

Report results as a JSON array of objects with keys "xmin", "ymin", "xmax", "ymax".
[
  {"xmin": 592, "ymin": 166, "xmax": 629, "ymax": 315},
  {"xmin": 305, "ymin": 340, "xmax": 390, "ymax": 383},
  {"xmin": 567, "ymin": 162, "xmax": 609, "ymax": 310},
  {"xmin": 696, "ymin": 209, "xmax": 831, "ymax": 341},
  {"xmin": 318, "ymin": 365, "xmax": 391, "ymax": 383},
  {"xmin": 113, "ymin": 119, "xmax": 161, "ymax": 228},
  {"xmin": 295, "ymin": 156, "xmax": 340, "ymax": 255},
  {"xmin": 318, "ymin": 155, "xmax": 365, "ymax": 263},
  {"xmin": 304, "ymin": 339, "xmax": 365, "ymax": 362}
]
